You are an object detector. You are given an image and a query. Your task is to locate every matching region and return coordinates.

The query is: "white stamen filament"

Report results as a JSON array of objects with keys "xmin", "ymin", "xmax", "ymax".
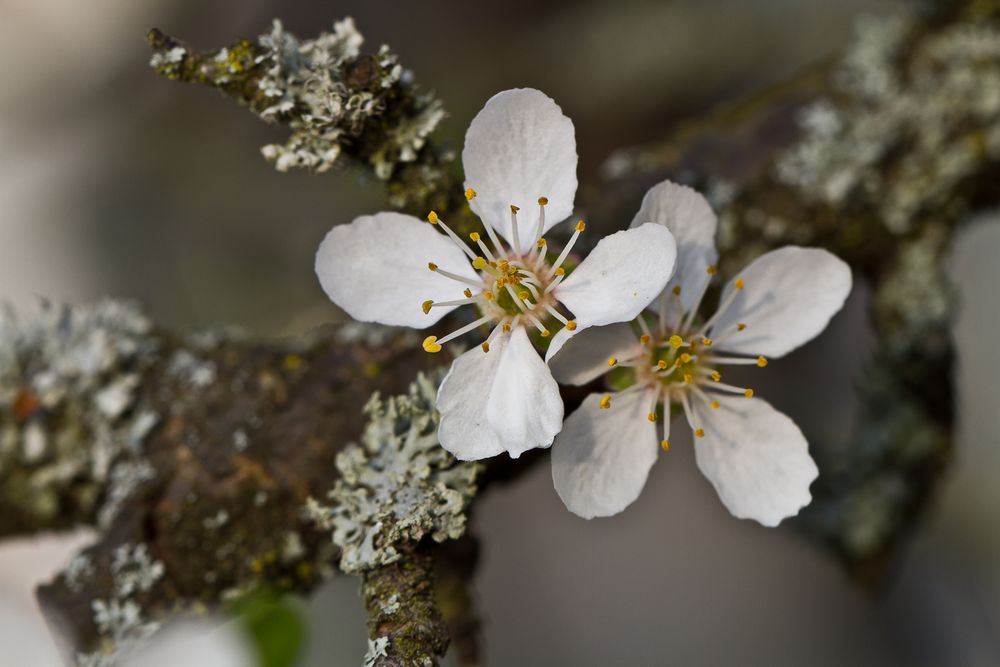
[
  {"xmin": 504, "ymin": 284, "xmax": 531, "ymax": 313},
  {"xmin": 510, "ymin": 206, "xmax": 521, "ymax": 256},
  {"xmin": 532, "ymin": 200, "xmax": 546, "ymax": 245},
  {"xmin": 543, "ymin": 304, "xmax": 568, "ymax": 325},
  {"xmin": 432, "ymin": 266, "xmax": 484, "ymax": 288},
  {"xmin": 697, "ymin": 280, "xmax": 745, "ymax": 337},
  {"xmin": 436, "ymin": 315, "xmax": 493, "ymax": 346},
  {"xmin": 431, "ymin": 215, "xmax": 477, "ymax": 261},
  {"xmin": 428, "ymin": 297, "xmax": 477, "ymax": 309},
  {"xmin": 544, "ymin": 273, "xmax": 566, "ymax": 294},
  {"xmin": 548, "ymin": 222, "xmax": 585, "ymax": 278}
]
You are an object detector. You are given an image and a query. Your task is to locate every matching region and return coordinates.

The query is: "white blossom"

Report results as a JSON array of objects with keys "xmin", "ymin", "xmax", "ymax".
[
  {"xmin": 316, "ymin": 89, "xmax": 677, "ymax": 459},
  {"xmin": 549, "ymin": 180, "xmax": 852, "ymax": 526}
]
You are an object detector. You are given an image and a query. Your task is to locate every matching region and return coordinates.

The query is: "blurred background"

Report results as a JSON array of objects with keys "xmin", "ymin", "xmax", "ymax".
[{"xmin": 2, "ymin": 0, "xmax": 999, "ymax": 665}]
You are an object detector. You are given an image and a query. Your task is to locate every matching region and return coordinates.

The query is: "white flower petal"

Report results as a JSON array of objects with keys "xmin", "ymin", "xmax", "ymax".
[
  {"xmin": 462, "ymin": 88, "xmax": 578, "ymax": 252},
  {"xmin": 548, "ymin": 323, "xmax": 641, "ymax": 386},
  {"xmin": 438, "ymin": 326, "xmax": 563, "ymax": 460},
  {"xmin": 546, "ymin": 223, "xmax": 676, "ymax": 361},
  {"xmin": 692, "ymin": 393, "xmax": 818, "ymax": 526},
  {"xmin": 710, "ymin": 246, "xmax": 852, "ymax": 357},
  {"xmin": 630, "ymin": 180, "xmax": 718, "ymax": 313},
  {"xmin": 315, "ymin": 212, "xmax": 479, "ymax": 328},
  {"xmin": 551, "ymin": 389, "xmax": 659, "ymax": 519}
]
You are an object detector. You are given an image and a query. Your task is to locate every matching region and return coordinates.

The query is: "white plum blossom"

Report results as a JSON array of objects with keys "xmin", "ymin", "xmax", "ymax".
[
  {"xmin": 316, "ymin": 89, "xmax": 677, "ymax": 460},
  {"xmin": 549, "ymin": 180, "xmax": 852, "ymax": 526}
]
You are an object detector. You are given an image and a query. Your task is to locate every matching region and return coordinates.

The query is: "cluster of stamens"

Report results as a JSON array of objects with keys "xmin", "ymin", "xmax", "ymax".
[
  {"xmin": 420, "ymin": 191, "xmax": 582, "ymax": 354},
  {"xmin": 599, "ymin": 265, "xmax": 768, "ymax": 452}
]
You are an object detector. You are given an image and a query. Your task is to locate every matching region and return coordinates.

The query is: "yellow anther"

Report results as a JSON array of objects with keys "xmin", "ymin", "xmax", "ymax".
[
  {"xmin": 484, "ymin": 290, "xmax": 495, "ymax": 301},
  {"xmin": 575, "ymin": 220, "xmax": 586, "ymax": 232},
  {"xmin": 744, "ymin": 388, "xmax": 754, "ymax": 398},
  {"xmin": 510, "ymin": 204, "xmax": 520, "ymax": 214},
  {"xmin": 463, "ymin": 288, "xmax": 473, "ymax": 298},
  {"xmin": 607, "ymin": 357, "xmax": 618, "ymax": 367},
  {"xmin": 599, "ymin": 395, "xmax": 612, "ymax": 410},
  {"xmin": 538, "ymin": 196, "xmax": 549, "ymax": 205},
  {"xmin": 566, "ymin": 320, "xmax": 577, "ymax": 331},
  {"xmin": 537, "ymin": 238, "xmax": 547, "ymax": 248},
  {"xmin": 734, "ymin": 278, "xmax": 745, "ymax": 290},
  {"xmin": 555, "ymin": 267, "xmax": 566, "ymax": 276},
  {"xmin": 679, "ymin": 353, "xmax": 692, "ymax": 364},
  {"xmin": 498, "ymin": 259, "xmax": 509, "ymax": 269},
  {"xmin": 470, "ymin": 232, "xmax": 481, "ymax": 242},
  {"xmin": 421, "ymin": 300, "xmax": 433, "ymax": 314},
  {"xmin": 472, "ymin": 257, "xmax": 488, "ymax": 270},
  {"xmin": 517, "ymin": 291, "xmax": 529, "ymax": 301},
  {"xmin": 481, "ymin": 341, "xmax": 490, "ymax": 353},
  {"xmin": 694, "ymin": 428, "xmax": 705, "ymax": 438},
  {"xmin": 707, "ymin": 264, "xmax": 718, "ymax": 275},
  {"xmin": 489, "ymin": 260, "xmax": 497, "ymax": 268},
  {"xmin": 668, "ymin": 335, "xmax": 684, "ymax": 349},
  {"xmin": 428, "ymin": 262, "xmax": 438, "ymax": 272},
  {"xmin": 422, "ymin": 336, "xmax": 442, "ymax": 353},
  {"xmin": 683, "ymin": 373, "xmax": 693, "ymax": 384},
  {"xmin": 660, "ymin": 439, "xmax": 670, "ymax": 451},
  {"xmin": 658, "ymin": 360, "xmax": 668, "ymax": 370},
  {"xmin": 502, "ymin": 322, "xmax": 511, "ymax": 333},
  {"xmin": 672, "ymin": 285, "xmax": 682, "ymax": 296},
  {"xmin": 427, "ymin": 211, "xmax": 439, "ymax": 224},
  {"xmin": 710, "ymin": 370, "xmax": 722, "ymax": 382},
  {"xmin": 710, "ymin": 400, "xmax": 720, "ymax": 409},
  {"xmin": 647, "ymin": 412, "xmax": 658, "ymax": 422},
  {"xmin": 540, "ymin": 329, "xmax": 551, "ymax": 338},
  {"xmin": 464, "ymin": 188, "xmax": 477, "ymax": 200},
  {"xmin": 757, "ymin": 356, "xmax": 768, "ymax": 368},
  {"xmin": 701, "ymin": 337, "xmax": 713, "ymax": 346},
  {"xmin": 736, "ymin": 322, "xmax": 747, "ymax": 331},
  {"xmin": 640, "ymin": 334, "xmax": 651, "ymax": 345}
]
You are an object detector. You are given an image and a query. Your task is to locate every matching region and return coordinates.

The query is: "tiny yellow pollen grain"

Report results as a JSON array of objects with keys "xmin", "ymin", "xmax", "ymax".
[
  {"xmin": 599, "ymin": 395, "xmax": 612, "ymax": 409},
  {"xmin": 537, "ymin": 238, "xmax": 546, "ymax": 248},
  {"xmin": 640, "ymin": 334, "xmax": 651, "ymax": 345},
  {"xmin": 660, "ymin": 439, "xmax": 670, "ymax": 451},
  {"xmin": 744, "ymin": 388, "xmax": 754, "ymax": 398},
  {"xmin": 672, "ymin": 285, "xmax": 682, "ymax": 296},
  {"xmin": 502, "ymin": 322, "xmax": 511, "ymax": 332},
  {"xmin": 607, "ymin": 357, "xmax": 618, "ymax": 367},
  {"xmin": 757, "ymin": 356, "xmax": 768, "ymax": 368},
  {"xmin": 427, "ymin": 262, "xmax": 438, "ymax": 272},
  {"xmin": 555, "ymin": 267, "xmax": 566, "ymax": 276},
  {"xmin": 422, "ymin": 336, "xmax": 442, "ymax": 353},
  {"xmin": 540, "ymin": 329, "xmax": 551, "ymax": 338},
  {"xmin": 575, "ymin": 220, "xmax": 586, "ymax": 232},
  {"xmin": 668, "ymin": 335, "xmax": 684, "ymax": 349},
  {"xmin": 647, "ymin": 411, "xmax": 658, "ymax": 422},
  {"xmin": 734, "ymin": 278, "xmax": 745, "ymax": 289},
  {"xmin": 694, "ymin": 428, "xmax": 705, "ymax": 438},
  {"xmin": 710, "ymin": 370, "xmax": 722, "ymax": 382},
  {"xmin": 472, "ymin": 256, "xmax": 488, "ymax": 270},
  {"xmin": 566, "ymin": 320, "xmax": 577, "ymax": 331},
  {"xmin": 464, "ymin": 188, "xmax": 477, "ymax": 200},
  {"xmin": 701, "ymin": 337, "xmax": 713, "ymax": 346},
  {"xmin": 481, "ymin": 341, "xmax": 490, "ymax": 353},
  {"xmin": 484, "ymin": 290, "xmax": 495, "ymax": 301},
  {"xmin": 427, "ymin": 211, "xmax": 439, "ymax": 224},
  {"xmin": 421, "ymin": 300, "xmax": 433, "ymax": 314},
  {"xmin": 538, "ymin": 196, "xmax": 549, "ymax": 206},
  {"xmin": 510, "ymin": 204, "xmax": 520, "ymax": 214},
  {"xmin": 736, "ymin": 322, "xmax": 747, "ymax": 331},
  {"xmin": 707, "ymin": 264, "xmax": 718, "ymax": 275},
  {"xmin": 658, "ymin": 360, "xmax": 668, "ymax": 370},
  {"xmin": 470, "ymin": 232, "xmax": 481, "ymax": 242},
  {"xmin": 680, "ymin": 353, "xmax": 692, "ymax": 364},
  {"xmin": 710, "ymin": 401, "xmax": 720, "ymax": 409},
  {"xmin": 464, "ymin": 288, "xmax": 473, "ymax": 298},
  {"xmin": 517, "ymin": 290, "xmax": 529, "ymax": 301}
]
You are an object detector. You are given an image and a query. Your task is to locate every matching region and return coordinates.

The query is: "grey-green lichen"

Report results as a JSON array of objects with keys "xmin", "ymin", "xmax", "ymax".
[
  {"xmin": 776, "ymin": 13, "xmax": 1000, "ymax": 233},
  {"xmin": 75, "ymin": 543, "xmax": 166, "ymax": 667},
  {"xmin": 0, "ymin": 299, "xmax": 160, "ymax": 531},
  {"xmin": 305, "ymin": 373, "xmax": 480, "ymax": 574}
]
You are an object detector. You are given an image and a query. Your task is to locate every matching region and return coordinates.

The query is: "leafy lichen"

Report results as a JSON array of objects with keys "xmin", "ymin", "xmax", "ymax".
[{"xmin": 305, "ymin": 373, "xmax": 480, "ymax": 574}]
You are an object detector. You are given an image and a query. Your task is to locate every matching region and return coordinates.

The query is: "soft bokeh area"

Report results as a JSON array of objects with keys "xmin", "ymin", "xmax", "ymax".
[{"xmin": 2, "ymin": 0, "xmax": 998, "ymax": 665}]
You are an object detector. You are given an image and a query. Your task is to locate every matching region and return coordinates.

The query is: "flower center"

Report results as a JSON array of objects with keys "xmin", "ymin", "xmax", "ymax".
[{"xmin": 419, "ymin": 192, "xmax": 582, "ymax": 353}]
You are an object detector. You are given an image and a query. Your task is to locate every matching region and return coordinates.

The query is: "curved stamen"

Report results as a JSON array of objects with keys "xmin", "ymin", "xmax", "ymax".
[
  {"xmin": 532, "ymin": 197, "xmax": 548, "ymax": 245},
  {"xmin": 548, "ymin": 221, "xmax": 585, "ymax": 278},
  {"xmin": 428, "ymin": 211, "xmax": 476, "ymax": 261},
  {"xmin": 469, "ymin": 232, "xmax": 496, "ymax": 263},
  {"xmin": 697, "ymin": 277, "xmax": 745, "ymax": 338},
  {"xmin": 681, "ymin": 265, "xmax": 717, "ymax": 333},
  {"xmin": 435, "ymin": 314, "xmax": 494, "ymax": 347},
  {"xmin": 711, "ymin": 355, "xmax": 768, "ymax": 367},
  {"xmin": 429, "ymin": 263, "xmax": 484, "ymax": 288},
  {"xmin": 510, "ymin": 205, "xmax": 522, "ymax": 256},
  {"xmin": 707, "ymin": 381, "xmax": 755, "ymax": 397}
]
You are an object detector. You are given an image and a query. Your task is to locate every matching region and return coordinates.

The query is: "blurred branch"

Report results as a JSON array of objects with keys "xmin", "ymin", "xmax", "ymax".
[{"xmin": 0, "ymin": 0, "xmax": 996, "ymax": 663}]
